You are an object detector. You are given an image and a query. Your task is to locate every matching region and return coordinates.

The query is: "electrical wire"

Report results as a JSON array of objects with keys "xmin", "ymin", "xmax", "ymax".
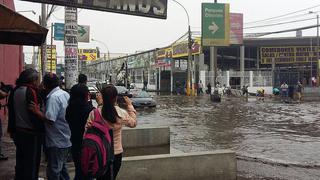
[
  {"xmin": 244, "ymin": 17, "xmax": 316, "ymax": 29},
  {"xmin": 245, "ymin": 4, "xmax": 320, "ymax": 25}
]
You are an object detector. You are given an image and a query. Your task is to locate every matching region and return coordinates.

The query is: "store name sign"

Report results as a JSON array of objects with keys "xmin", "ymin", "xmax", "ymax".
[{"xmin": 22, "ymin": 0, "xmax": 168, "ymax": 19}]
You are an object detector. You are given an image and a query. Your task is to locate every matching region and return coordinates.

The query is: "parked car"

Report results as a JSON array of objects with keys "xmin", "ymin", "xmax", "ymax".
[
  {"xmin": 88, "ymin": 86, "xmax": 98, "ymax": 99},
  {"xmin": 130, "ymin": 90, "xmax": 156, "ymax": 108}
]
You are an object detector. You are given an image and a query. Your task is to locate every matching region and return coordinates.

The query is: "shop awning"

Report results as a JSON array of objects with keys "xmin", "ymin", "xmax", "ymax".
[{"xmin": 0, "ymin": 4, "xmax": 48, "ymax": 46}]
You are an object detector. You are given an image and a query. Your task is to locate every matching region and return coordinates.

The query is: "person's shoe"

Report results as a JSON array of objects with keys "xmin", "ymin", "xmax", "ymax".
[{"xmin": 0, "ymin": 154, "xmax": 8, "ymax": 160}]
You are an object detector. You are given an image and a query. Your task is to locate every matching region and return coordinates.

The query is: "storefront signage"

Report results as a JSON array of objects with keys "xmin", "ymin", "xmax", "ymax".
[
  {"xmin": 261, "ymin": 46, "xmax": 320, "ymax": 64},
  {"xmin": 78, "ymin": 49, "xmax": 97, "ymax": 61},
  {"xmin": 46, "ymin": 45, "xmax": 57, "ymax": 73},
  {"xmin": 23, "ymin": 0, "xmax": 168, "ymax": 19}
]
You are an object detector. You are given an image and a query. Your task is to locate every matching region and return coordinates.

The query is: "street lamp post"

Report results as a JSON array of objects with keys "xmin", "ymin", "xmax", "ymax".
[
  {"xmin": 172, "ymin": 0, "xmax": 193, "ymax": 96},
  {"xmin": 309, "ymin": 11, "xmax": 319, "ymax": 85},
  {"xmin": 91, "ymin": 38, "xmax": 110, "ymax": 60}
]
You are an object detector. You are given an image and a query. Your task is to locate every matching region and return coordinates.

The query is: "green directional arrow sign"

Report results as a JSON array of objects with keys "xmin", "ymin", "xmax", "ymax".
[
  {"xmin": 78, "ymin": 25, "xmax": 86, "ymax": 37},
  {"xmin": 201, "ymin": 3, "xmax": 230, "ymax": 46}
]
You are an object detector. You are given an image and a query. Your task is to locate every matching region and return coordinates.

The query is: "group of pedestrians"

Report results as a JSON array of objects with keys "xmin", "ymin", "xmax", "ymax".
[
  {"xmin": 279, "ymin": 81, "xmax": 303, "ymax": 102},
  {"xmin": 5, "ymin": 68, "xmax": 137, "ymax": 180}
]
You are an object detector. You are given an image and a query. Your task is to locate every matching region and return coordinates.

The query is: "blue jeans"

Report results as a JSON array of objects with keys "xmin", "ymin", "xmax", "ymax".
[{"xmin": 46, "ymin": 147, "xmax": 71, "ymax": 180}]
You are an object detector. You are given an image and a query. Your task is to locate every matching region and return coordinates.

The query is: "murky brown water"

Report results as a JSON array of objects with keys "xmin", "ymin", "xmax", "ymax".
[{"xmin": 137, "ymin": 95, "xmax": 320, "ymax": 179}]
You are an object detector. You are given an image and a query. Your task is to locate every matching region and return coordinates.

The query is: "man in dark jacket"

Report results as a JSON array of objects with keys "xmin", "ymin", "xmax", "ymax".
[{"xmin": 7, "ymin": 68, "xmax": 45, "ymax": 180}]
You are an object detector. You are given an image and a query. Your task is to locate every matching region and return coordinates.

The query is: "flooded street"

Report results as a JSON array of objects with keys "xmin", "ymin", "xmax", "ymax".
[{"xmin": 137, "ymin": 95, "xmax": 320, "ymax": 179}]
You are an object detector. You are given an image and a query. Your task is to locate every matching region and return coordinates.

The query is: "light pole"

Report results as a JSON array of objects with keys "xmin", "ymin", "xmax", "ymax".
[
  {"xmin": 172, "ymin": 0, "xmax": 193, "ymax": 96},
  {"xmin": 309, "ymin": 11, "xmax": 319, "ymax": 85},
  {"xmin": 91, "ymin": 38, "xmax": 110, "ymax": 60}
]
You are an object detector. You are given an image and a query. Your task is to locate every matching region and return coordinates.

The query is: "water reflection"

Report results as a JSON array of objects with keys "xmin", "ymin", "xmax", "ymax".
[{"xmin": 137, "ymin": 95, "xmax": 320, "ymax": 167}]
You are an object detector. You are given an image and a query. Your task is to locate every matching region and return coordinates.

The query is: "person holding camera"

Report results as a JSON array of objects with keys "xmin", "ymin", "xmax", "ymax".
[
  {"xmin": 85, "ymin": 84, "xmax": 137, "ymax": 180},
  {"xmin": 0, "ymin": 86, "xmax": 9, "ymax": 160}
]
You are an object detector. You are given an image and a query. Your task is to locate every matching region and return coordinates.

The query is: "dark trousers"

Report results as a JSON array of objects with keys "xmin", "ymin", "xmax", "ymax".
[
  {"xmin": 46, "ymin": 147, "xmax": 70, "ymax": 180},
  {"xmin": 97, "ymin": 153, "xmax": 122, "ymax": 180},
  {"xmin": 13, "ymin": 131, "xmax": 43, "ymax": 180},
  {"xmin": 71, "ymin": 146, "xmax": 86, "ymax": 180}
]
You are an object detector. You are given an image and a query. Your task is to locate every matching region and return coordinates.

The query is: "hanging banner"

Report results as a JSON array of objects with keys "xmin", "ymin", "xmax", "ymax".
[
  {"xmin": 201, "ymin": 3, "xmax": 230, "ymax": 46},
  {"xmin": 22, "ymin": 0, "xmax": 168, "ymax": 19}
]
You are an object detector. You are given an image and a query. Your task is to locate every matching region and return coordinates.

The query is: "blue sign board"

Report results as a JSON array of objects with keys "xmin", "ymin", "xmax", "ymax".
[{"xmin": 54, "ymin": 23, "xmax": 64, "ymax": 41}]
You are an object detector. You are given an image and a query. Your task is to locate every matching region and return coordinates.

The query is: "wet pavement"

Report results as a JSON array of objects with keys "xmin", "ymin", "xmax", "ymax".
[
  {"xmin": 1, "ymin": 94, "xmax": 320, "ymax": 179},
  {"xmin": 137, "ymin": 94, "xmax": 320, "ymax": 180}
]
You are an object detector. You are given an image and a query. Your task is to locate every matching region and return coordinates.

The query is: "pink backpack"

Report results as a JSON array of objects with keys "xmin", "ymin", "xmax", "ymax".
[{"xmin": 81, "ymin": 109, "xmax": 114, "ymax": 178}]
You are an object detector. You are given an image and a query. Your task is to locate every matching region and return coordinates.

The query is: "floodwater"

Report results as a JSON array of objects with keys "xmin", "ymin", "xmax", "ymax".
[{"xmin": 137, "ymin": 95, "xmax": 320, "ymax": 180}]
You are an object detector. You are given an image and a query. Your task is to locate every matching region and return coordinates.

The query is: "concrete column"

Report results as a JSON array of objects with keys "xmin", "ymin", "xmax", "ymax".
[
  {"xmin": 227, "ymin": 71, "xmax": 230, "ymax": 86},
  {"xmin": 250, "ymin": 71, "xmax": 253, "ymax": 87},
  {"xmin": 158, "ymin": 68, "xmax": 161, "ymax": 91},
  {"xmin": 199, "ymin": 53, "xmax": 205, "ymax": 71},
  {"xmin": 170, "ymin": 59, "xmax": 174, "ymax": 93},
  {"xmin": 256, "ymin": 47, "xmax": 260, "ymax": 70},
  {"xmin": 210, "ymin": 47, "xmax": 217, "ymax": 86},
  {"xmin": 240, "ymin": 45, "xmax": 245, "ymax": 87}
]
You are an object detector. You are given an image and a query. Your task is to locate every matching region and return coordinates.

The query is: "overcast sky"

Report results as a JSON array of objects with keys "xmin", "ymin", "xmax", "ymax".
[{"xmin": 14, "ymin": 0, "xmax": 320, "ymax": 63}]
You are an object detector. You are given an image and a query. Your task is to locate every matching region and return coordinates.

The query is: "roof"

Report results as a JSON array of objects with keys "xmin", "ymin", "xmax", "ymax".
[
  {"xmin": 244, "ymin": 36, "xmax": 319, "ymax": 47},
  {"xmin": 0, "ymin": 4, "xmax": 48, "ymax": 46}
]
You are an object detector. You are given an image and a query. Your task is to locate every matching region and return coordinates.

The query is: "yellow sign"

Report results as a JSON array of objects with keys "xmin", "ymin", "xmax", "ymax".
[
  {"xmin": 261, "ymin": 46, "xmax": 320, "ymax": 64},
  {"xmin": 172, "ymin": 38, "xmax": 201, "ymax": 58},
  {"xmin": 156, "ymin": 38, "xmax": 201, "ymax": 59},
  {"xmin": 47, "ymin": 46, "xmax": 57, "ymax": 72},
  {"xmin": 78, "ymin": 49, "xmax": 97, "ymax": 61}
]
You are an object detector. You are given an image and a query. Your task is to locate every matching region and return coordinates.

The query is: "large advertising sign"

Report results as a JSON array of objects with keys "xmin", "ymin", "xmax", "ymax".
[
  {"xmin": 172, "ymin": 38, "xmax": 201, "ymax": 58},
  {"xmin": 261, "ymin": 46, "xmax": 320, "ymax": 64},
  {"xmin": 230, "ymin": 13, "xmax": 243, "ymax": 45},
  {"xmin": 22, "ymin": 0, "xmax": 168, "ymax": 19},
  {"xmin": 201, "ymin": 3, "xmax": 230, "ymax": 46},
  {"xmin": 155, "ymin": 38, "xmax": 201, "ymax": 63},
  {"xmin": 78, "ymin": 49, "xmax": 97, "ymax": 61}
]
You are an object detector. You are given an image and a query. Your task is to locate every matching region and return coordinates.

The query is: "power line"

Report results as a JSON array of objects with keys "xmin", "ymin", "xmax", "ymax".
[
  {"xmin": 244, "ymin": 17, "xmax": 316, "ymax": 29},
  {"xmin": 245, "ymin": 4, "xmax": 320, "ymax": 25}
]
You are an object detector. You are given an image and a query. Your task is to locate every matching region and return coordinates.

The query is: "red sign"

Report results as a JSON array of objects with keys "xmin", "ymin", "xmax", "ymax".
[{"xmin": 230, "ymin": 13, "xmax": 243, "ymax": 44}]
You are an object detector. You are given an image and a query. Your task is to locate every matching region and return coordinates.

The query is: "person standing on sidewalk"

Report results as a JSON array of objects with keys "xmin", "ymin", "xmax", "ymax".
[
  {"xmin": 29, "ymin": 73, "xmax": 71, "ymax": 180},
  {"xmin": 66, "ymin": 84, "xmax": 93, "ymax": 180},
  {"xmin": 86, "ymin": 85, "xmax": 137, "ymax": 180},
  {"xmin": 7, "ymin": 69, "xmax": 45, "ymax": 180},
  {"xmin": 0, "ymin": 87, "xmax": 9, "ymax": 161}
]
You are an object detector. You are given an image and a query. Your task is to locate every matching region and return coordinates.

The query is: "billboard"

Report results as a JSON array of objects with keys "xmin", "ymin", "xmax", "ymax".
[
  {"xmin": 22, "ymin": 0, "xmax": 168, "ymax": 19},
  {"xmin": 78, "ymin": 49, "xmax": 97, "ymax": 61},
  {"xmin": 172, "ymin": 38, "xmax": 201, "ymax": 58},
  {"xmin": 261, "ymin": 46, "xmax": 320, "ymax": 64},
  {"xmin": 230, "ymin": 13, "xmax": 243, "ymax": 44},
  {"xmin": 201, "ymin": 3, "xmax": 230, "ymax": 46}
]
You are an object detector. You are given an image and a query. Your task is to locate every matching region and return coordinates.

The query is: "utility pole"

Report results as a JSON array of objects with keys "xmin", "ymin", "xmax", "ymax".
[
  {"xmin": 317, "ymin": 14, "xmax": 319, "ymax": 85},
  {"xmin": 211, "ymin": 0, "xmax": 218, "ymax": 88},
  {"xmin": 40, "ymin": 4, "xmax": 47, "ymax": 78},
  {"xmin": 64, "ymin": 7, "xmax": 78, "ymax": 90}
]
